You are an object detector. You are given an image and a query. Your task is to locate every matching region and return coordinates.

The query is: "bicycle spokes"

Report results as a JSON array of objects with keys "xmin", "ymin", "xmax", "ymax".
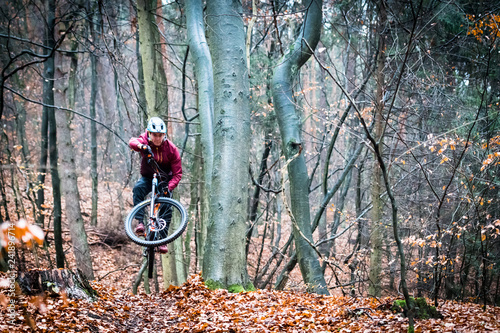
[{"xmin": 125, "ymin": 197, "xmax": 187, "ymax": 248}]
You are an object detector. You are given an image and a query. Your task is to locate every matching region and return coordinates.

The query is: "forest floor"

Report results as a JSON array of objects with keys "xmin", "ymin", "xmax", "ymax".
[
  {"xmin": 1, "ymin": 182, "xmax": 500, "ymax": 332},
  {"xmin": 1, "ymin": 231, "xmax": 500, "ymax": 333}
]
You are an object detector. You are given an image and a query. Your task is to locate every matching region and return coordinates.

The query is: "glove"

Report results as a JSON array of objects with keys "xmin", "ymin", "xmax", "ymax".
[{"xmin": 140, "ymin": 144, "xmax": 153, "ymax": 157}]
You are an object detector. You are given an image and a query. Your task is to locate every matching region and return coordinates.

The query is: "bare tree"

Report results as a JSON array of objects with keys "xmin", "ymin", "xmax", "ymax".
[
  {"xmin": 54, "ymin": 29, "xmax": 94, "ymax": 280},
  {"xmin": 185, "ymin": 0, "xmax": 214, "ymax": 270},
  {"xmin": 202, "ymin": 0, "xmax": 252, "ymax": 291},
  {"xmin": 272, "ymin": 0, "xmax": 328, "ymax": 295}
]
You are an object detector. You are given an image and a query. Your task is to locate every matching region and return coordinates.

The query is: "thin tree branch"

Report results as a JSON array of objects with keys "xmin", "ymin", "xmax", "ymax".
[
  {"xmin": 5, "ymin": 86, "xmax": 128, "ymax": 145},
  {"xmin": 249, "ymin": 166, "xmax": 282, "ymax": 193}
]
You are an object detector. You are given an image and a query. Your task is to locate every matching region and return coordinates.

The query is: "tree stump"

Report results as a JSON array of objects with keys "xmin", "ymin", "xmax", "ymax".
[{"xmin": 17, "ymin": 269, "xmax": 98, "ymax": 301}]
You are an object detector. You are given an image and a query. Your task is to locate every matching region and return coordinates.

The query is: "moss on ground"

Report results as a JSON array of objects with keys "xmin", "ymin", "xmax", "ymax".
[
  {"xmin": 228, "ymin": 284, "xmax": 245, "ymax": 293},
  {"xmin": 244, "ymin": 282, "xmax": 256, "ymax": 292},
  {"xmin": 204, "ymin": 279, "xmax": 256, "ymax": 293},
  {"xmin": 391, "ymin": 297, "xmax": 442, "ymax": 319},
  {"xmin": 204, "ymin": 279, "xmax": 225, "ymax": 291}
]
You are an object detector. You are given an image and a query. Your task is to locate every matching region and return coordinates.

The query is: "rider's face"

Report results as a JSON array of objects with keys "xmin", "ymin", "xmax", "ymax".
[{"xmin": 150, "ymin": 132, "xmax": 165, "ymax": 146}]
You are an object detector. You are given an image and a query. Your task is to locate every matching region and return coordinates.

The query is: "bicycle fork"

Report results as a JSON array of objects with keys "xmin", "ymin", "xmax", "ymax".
[{"xmin": 149, "ymin": 173, "xmax": 158, "ymax": 222}]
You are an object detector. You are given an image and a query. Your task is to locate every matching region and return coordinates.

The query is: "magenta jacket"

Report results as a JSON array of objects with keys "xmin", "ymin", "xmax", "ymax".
[{"xmin": 129, "ymin": 131, "xmax": 182, "ymax": 191}]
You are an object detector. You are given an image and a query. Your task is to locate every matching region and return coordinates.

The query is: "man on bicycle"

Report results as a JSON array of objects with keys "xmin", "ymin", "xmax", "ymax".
[{"xmin": 129, "ymin": 117, "xmax": 182, "ymax": 254}]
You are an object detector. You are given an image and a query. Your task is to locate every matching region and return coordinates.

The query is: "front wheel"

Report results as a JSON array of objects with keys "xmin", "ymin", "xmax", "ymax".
[{"xmin": 125, "ymin": 197, "xmax": 188, "ymax": 247}]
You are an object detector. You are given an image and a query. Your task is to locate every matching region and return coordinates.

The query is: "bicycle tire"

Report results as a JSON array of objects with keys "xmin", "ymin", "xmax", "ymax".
[
  {"xmin": 147, "ymin": 247, "xmax": 155, "ymax": 279},
  {"xmin": 124, "ymin": 197, "xmax": 188, "ymax": 247}
]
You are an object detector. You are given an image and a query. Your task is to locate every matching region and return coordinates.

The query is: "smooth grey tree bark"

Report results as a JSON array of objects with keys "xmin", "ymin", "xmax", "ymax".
[
  {"xmin": 271, "ymin": 0, "xmax": 328, "ymax": 295},
  {"xmin": 202, "ymin": 0, "xmax": 252, "ymax": 291},
  {"xmin": 137, "ymin": 0, "xmax": 168, "ymax": 118},
  {"xmin": 185, "ymin": 0, "xmax": 214, "ymax": 270}
]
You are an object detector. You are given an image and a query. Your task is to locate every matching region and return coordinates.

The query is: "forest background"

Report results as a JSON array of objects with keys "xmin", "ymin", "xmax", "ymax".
[{"xmin": 0, "ymin": 0, "xmax": 499, "ymax": 323}]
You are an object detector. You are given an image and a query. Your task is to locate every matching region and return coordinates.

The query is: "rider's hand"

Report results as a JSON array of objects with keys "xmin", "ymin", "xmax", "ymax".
[{"xmin": 140, "ymin": 144, "xmax": 153, "ymax": 157}]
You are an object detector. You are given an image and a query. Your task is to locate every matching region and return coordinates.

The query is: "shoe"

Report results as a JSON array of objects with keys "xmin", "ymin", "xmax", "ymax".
[
  {"xmin": 135, "ymin": 223, "xmax": 145, "ymax": 235},
  {"xmin": 158, "ymin": 244, "xmax": 168, "ymax": 254}
]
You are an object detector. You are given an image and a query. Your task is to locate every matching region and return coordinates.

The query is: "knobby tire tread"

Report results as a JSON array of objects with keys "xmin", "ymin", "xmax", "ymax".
[{"xmin": 124, "ymin": 197, "xmax": 188, "ymax": 247}]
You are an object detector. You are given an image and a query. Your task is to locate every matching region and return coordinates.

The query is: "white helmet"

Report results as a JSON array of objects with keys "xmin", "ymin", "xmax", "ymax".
[{"xmin": 146, "ymin": 117, "xmax": 166, "ymax": 134}]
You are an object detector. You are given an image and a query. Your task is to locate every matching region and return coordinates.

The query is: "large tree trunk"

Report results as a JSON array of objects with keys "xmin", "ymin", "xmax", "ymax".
[
  {"xmin": 137, "ymin": 0, "xmax": 168, "ymax": 118},
  {"xmin": 136, "ymin": 28, "xmax": 148, "ymax": 128},
  {"xmin": 53, "ymin": 34, "xmax": 95, "ymax": 280},
  {"xmin": 42, "ymin": 0, "xmax": 64, "ymax": 268},
  {"xmin": 202, "ymin": 0, "xmax": 252, "ymax": 291},
  {"xmin": 271, "ymin": 0, "xmax": 328, "ymax": 295},
  {"xmin": 161, "ymin": 251, "xmax": 178, "ymax": 288},
  {"xmin": 36, "ymin": 0, "xmax": 54, "ymax": 229},
  {"xmin": 185, "ymin": 0, "xmax": 214, "ymax": 270},
  {"xmin": 368, "ymin": 0, "xmax": 387, "ymax": 298}
]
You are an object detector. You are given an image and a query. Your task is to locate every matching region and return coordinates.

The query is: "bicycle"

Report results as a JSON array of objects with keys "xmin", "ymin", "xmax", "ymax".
[{"xmin": 124, "ymin": 153, "xmax": 188, "ymax": 279}]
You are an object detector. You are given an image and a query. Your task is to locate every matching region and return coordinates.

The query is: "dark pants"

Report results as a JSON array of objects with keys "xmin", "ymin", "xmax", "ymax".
[
  {"xmin": 132, "ymin": 177, "xmax": 172, "ymax": 232},
  {"xmin": 132, "ymin": 176, "xmax": 152, "ymax": 221}
]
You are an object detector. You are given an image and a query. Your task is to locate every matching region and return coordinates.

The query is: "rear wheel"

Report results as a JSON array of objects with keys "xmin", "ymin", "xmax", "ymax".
[{"xmin": 125, "ymin": 197, "xmax": 188, "ymax": 247}]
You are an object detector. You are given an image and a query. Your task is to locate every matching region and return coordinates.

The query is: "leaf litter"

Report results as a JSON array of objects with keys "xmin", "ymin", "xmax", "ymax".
[{"xmin": 2, "ymin": 273, "xmax": 499, "ymax": 332}]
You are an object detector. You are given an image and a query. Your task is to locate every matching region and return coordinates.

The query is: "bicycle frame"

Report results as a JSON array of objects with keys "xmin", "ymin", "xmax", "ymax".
[
  {"xmin": 148, "ymin": 173, "xmax": 159, "ymax": 225},
  {"xmin": 124, "ymin": 154, "xmax": 188, "ymax": 280},
  {"xmin": 144, "ymin": 173, "xmax": 163, "ymax": 279}
]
